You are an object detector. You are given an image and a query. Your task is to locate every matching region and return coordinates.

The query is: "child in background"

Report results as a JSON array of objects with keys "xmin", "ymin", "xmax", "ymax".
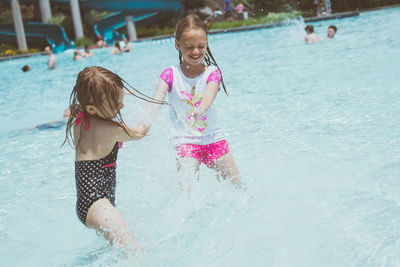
[
  {"xmin": 236, "ymin": 1, "xmax": 244, "ymax": 20},
  {"xmin": 44, "ymin": 46, "xmax": 56, "ymax": 70},
  {"xmin": 150, "ymin": 14, "xmax": 240, "ymax": 191},
  {"xmin": 83, "ymin": 45, "xmax": 94, "ymax": 57},
  {"xmin": 123, "ymin": 37, "xmax": 132, "ymax": 53},
  {"xmin": 96, "ymin": 36, "xmax": 107, "ymax": 48},
  {"xmin": 73, "ymin": 49, "xmax": 83, "ymax": 61},
  {"xmin": 21, "ymin": 65, "xmax": 31, "ymax": 72},
  {"xmin": 63, "ymin": 66, "xmax": 166, "ymax": 254},
  {"xmin": 111, "ymin": 41, "xmax": 123, "ymax": 55},
  {"xmin": 305, "ymin": 25, "xmax": 319, "ymax": 43}
]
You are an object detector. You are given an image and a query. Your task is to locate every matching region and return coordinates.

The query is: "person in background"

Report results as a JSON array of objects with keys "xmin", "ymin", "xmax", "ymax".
[
  {"xmin": 123, "ymin": 37, "xmax": 132, "ymax": 52},
  {"xmin": 317, "ymin": 0, "xmax": 329, "ymax": 16},
  {"xmin": 214, "ymin": 7, "xmax": 223, "ymax": 22},
  {"xmin": 236, "ymin": 1, "xmax": 244, "ymax": 20},
  {"xmin": 326, "ymin": 0, "xmax": 332, "ymax": 14},
  {"xmin": 223, "ymin": 0, "xmax": 233, "ymax": 21},
  {"xmin": 26, "ymin": 107, "xmax": 71, "ymax": 131},
  {"xmin": 45, "ymin": 46, "xmax": 56, "ymax": 70},
  {"xmin": 21, "ymin": 65, "xmax": 31, "ymax": 72},
  {"xmin": 96, "ymin": 36, "xmax": 107, "ymax": 48},
  {"xmin": 73, "ymin": 49, "xmax": 84, "ymax": 61},
  {"xmin": 327, "ymin": 25, "xmax": 337, "ymax": 39},
  {"xmin": 111, "ymin": 42, "xmax": 123, "ymax": 55},
  {"xmin": 305, "ymin": 25, "xmax": 319, "ymax": 43},
  {"xmin": 83, "ymin": 45, "xmax": 94, "ymax": 57}
]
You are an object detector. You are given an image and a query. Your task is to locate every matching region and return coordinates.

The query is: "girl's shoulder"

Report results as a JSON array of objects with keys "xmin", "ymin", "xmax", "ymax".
[
  {"xmin": 160, "ymin": 65, "xmax": 219, "ymax": 86},
  {"xmin": 205, "ymin": 65, "xmax": 218, "ymax": 72},
  {"xmin": 205, "ymin": 65, "xmax": 220, "ymax": 77},
  {"xmin": 95, "ymin": 119, "xmax": 125, "ymax": 138},
  {"xmin": 160, "ymin": 64, "xmax": 181, "ymax": 78},
  {"xmin": 160, "ymin": 66, "xmax": 174, "ymax": 77},
  {"xmin": 205, "ymin": 65, "xmax": 221, "ymax": 79},
  {"xmin": 160, "ymin": 66, "xmax": 175, "ymax": 91},
  {"xmin": 82, "ymin": 118, "xmax": 121, "ymax": 143},
  {"xmin": 74, "ymin": 117, "xmax": 120, "ymax": 136}
]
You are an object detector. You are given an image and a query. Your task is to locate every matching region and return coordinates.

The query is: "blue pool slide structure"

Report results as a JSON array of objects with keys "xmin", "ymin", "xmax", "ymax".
[
  {"xmin": 0, "ymin": 22, "xmax": 74, "ymax": 53},
  {"xmin": 0, "ymin": 0, "xmax": 183, "ymax": 52},
  {"xmin": 94, "ymin": 4, "xmax": 182, "ymax": 44},
  {"xmin": 91, "ymin": 0, "xmax": 184, "ymax": 44}
]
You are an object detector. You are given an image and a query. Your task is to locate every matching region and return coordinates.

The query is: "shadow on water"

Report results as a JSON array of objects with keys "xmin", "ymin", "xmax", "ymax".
[{"xmin": 0, "ymin": 120, "xmax": 66, "ymax": 139}]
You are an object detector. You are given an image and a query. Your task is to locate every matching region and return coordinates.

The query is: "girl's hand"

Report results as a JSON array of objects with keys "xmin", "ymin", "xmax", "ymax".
[
  {"xmin": 188, "ymin": 114, "xmax": 195, "ymax": 127},
  {"xmin": 188, "ymin": 111, "xmax": 201, "ymax": 127}
]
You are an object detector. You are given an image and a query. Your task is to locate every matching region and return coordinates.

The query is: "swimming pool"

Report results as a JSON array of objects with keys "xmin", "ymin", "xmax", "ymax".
[{"xmin": 1, "ymin": 7, "xmax": 400, "ymax": 265}]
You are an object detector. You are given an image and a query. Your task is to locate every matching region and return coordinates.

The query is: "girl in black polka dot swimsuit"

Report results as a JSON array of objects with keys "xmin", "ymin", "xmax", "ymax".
[
  {"xmin": 63, "ymin": 66, "xmax": 167, "ymax": 254},
  {"xmin": 75, "ymin": 141, "xmax": 120, "ymax": 225}
]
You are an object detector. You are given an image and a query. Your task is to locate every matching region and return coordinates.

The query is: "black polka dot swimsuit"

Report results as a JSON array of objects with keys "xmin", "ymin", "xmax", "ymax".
[{"xmin": 75, "ymin": 142, "xmax": 121, "ymax": 226}]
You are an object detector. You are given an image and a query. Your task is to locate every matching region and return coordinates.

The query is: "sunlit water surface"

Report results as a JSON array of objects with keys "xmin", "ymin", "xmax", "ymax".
[{"xmin": 1, "ymin": 7, "xmax": 400, "ymax": 266}]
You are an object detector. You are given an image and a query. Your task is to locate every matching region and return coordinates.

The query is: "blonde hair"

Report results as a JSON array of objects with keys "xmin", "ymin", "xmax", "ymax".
[
  {"xmin": 63, "ymin": 66, "xmax": 168, "ymax": 150},
  {"xmin": 63, "ymin": 66, "xmax": 130, "ymax": 149}
]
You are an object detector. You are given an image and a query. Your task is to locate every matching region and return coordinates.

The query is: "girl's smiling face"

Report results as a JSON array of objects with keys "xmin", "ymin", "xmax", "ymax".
[{"xmin": 176, "ymin": 28, "xmax": 208, "ymax": 66}]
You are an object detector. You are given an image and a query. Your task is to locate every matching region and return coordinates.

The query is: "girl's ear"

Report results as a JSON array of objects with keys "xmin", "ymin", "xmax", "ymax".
[
  {"xmin": 85, "ymin": 105, "xmax": 97, "ymax": 115},
  {"xmin": 175, "ymin": 39, "xmax": 180, "ymax": 51}
]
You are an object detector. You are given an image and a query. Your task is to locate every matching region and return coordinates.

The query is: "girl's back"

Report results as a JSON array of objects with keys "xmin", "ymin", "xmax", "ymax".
[{"xmin": 74, "ymin": 117, "xmax": 120, "ymax": 161}]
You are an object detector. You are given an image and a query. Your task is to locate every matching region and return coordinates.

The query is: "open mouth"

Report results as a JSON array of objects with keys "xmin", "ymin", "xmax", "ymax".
[{"xmin": 190, "ymin": 55, "xmax": 202, "ymax": 60}]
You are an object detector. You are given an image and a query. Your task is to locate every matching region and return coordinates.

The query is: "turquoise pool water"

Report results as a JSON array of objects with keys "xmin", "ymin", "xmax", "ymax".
[{"xmin": 1, "ymin": 7, "xmax": 400, "ymax": 265}]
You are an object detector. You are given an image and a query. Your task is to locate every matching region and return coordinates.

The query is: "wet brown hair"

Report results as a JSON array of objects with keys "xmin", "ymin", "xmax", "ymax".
[
  {"xmin": 63, "ymin": 66, "xmax": 167, "ymax": 150},
  {"xmin": 328, "ymin": 25, "xmax": 337, "ymax": 33},
  {"xmin": 175, "ymin": 14, "xmax": 228, "ymax": 95},
  {"xmin": 305, "ymin": 25, "xmax": 314, "ymax": 33},
  {"xmin": 21, "ymin": 65, "xmax": 30, "ymax": 72}
]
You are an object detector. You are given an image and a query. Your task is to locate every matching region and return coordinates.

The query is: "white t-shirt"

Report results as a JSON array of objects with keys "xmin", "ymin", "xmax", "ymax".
[{"xmin": 160, "ymin": 64, "xmax": 225, "ymax": 147}]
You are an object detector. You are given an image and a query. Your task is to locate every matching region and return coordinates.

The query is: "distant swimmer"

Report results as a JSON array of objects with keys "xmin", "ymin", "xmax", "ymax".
[
  {"xmin": 45, "ymin": 46, "xmax": 57, "ymax": 70},
  {"xmin": 327, "ymin": 25, "xmax": 337, "ymax": 39},
  {"xmin": 73, "ymin": 49, "xmax": 84, "ymax": 61},
  {"xmin": 83, "ymin": 45, "xmax": 94, "ymax": 57},
  {"xmin": 96, "ymin": 36, "xmax": 107, "ymax": 48},
  {"xmin": 34, "ymin": 120, "xmax": 66, "ymax": 130},
  {"xmin": 305, "ymin": 25, "xmax": 319, "ymax": 44},
  {"xmin": 26, "ymin": 107, "xmax": 70, "ymax": 131},
  {"xmin": 111, "ymin": 41, "xmax": 123, "ymax": 55},
  {"xmin": 21, "ymin": 65, "xmax": 31, "ymax": 72},
  {"xmin": 123, "ymin": 37, "xmax": 132, "ymax": 52}
]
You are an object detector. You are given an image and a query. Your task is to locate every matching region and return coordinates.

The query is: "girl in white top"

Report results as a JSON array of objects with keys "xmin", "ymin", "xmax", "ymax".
[{"xmin": 151, "ymin": 14, "xmax": 240, "ymax": 190}]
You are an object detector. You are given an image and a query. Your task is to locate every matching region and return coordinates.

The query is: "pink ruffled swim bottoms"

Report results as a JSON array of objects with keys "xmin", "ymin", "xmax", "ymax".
[{"xmin": 176, "ymin": 140, "xmax": 229, "ymax": 167}]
